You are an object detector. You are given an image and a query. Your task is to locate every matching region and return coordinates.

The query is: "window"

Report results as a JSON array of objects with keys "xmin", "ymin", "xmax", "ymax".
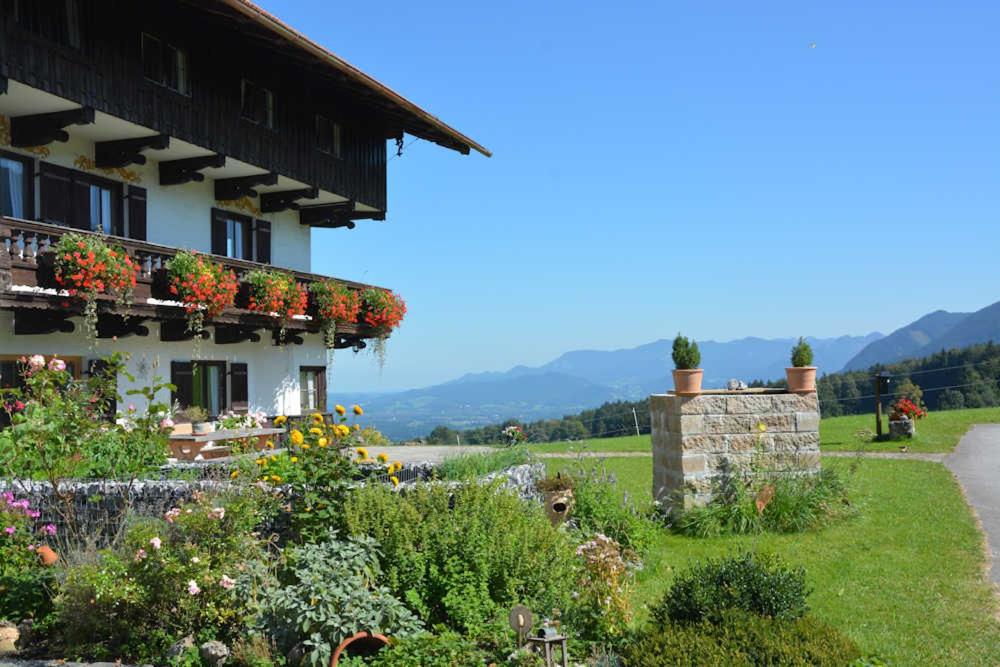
[
  {"xmin": 241, "ymin": 79, "xmax": 275, "ymax": 129},
  {"xmin": 171, "ymin": 361, "xmax": 227, "ymax": 417},
  {"xmin": 300, "ymin": 366, "xmax": 327, "ymax": 413},
  {"xmin": 15, "ymin": 0, "xmax": 81, "ymax": 49},
  {"xmin": 0, "ymin": 152, "xmax": 32, "ymax": 219},
  {"xmin": 0, "ymin": 355, "xmax": 82, "ymax": 391},
  {"xmin": 39, "ymin": 163, "xmax": 123, "ymax": 234},
  {"xmin": 316, "ymin": 115, "xmax": 343, "ymax": 158},
  {"xmin": 141, "ymin": 33, "xmax": 189, "ymax": 95},
  {"xmin": 211, "ymin": 209, "xmax": 270, "ymax": 263}
]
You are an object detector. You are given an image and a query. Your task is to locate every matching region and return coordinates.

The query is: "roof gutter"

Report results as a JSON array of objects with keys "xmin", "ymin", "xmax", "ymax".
[{"xmin": 221, "ymin": 0, "xmax": 492, "ymax": 158}]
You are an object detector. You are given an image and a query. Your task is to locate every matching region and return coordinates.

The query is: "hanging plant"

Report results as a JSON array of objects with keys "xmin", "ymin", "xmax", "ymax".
[
  {"xmin": 309, "ymin": 280, "xmax": 361, "ymax": 349},
  {"xmin": 165, "ymin": 251, "xmax": 238, "ymax": 335},
  {"xmin": 53, "ymin": 233, "xmax": 137, "ymax": 341},
  {"xmin": 359, "ymin": 288, "xmax": 407, "ymax": 368},
  {"xmin": 246, "ymin": 269, "xmax": 308, "ymax": 340}
]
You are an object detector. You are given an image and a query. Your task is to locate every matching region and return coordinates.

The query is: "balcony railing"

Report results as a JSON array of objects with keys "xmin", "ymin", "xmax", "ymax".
[{"xmin": 0, "ymin": 216, "xmax": 381, "ymax": 343}]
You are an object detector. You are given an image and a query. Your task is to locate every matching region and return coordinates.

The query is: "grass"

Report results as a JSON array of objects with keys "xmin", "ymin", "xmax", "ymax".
[
  {"xmin": 542, "ymin": 454, "xmax": 1000, "ymax": 666},
  {"xmin": 819, "ymin": 406, "xmax": 1000, "ymax": 453},
  {"xmin": 435, "ymin": 445, "xmax": 532, "ymax": 480},
  {"xmin": 527, "ymin": 434, "xmax": 651, "ymax": 454}
]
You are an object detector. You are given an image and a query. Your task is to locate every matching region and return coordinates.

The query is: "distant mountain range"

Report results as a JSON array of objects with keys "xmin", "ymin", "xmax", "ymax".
[{"xmin": 360, "ymin": 298, "xmax": 1000, "ymax": 440}]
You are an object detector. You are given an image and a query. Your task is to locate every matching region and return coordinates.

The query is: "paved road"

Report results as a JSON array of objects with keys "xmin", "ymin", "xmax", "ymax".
[
  {"xmin": 945, "ymin": 424, "xmax": 1000, "ymax": 587},
  {"xmin": 362, "ymin": 445, "xmax": 494, "ymax": 464}
]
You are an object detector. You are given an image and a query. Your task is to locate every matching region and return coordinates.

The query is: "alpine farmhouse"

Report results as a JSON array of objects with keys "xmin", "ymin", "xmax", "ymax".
[{"xmin": 0, "ymin": 0, "xmax": 488, "ymax": 418}]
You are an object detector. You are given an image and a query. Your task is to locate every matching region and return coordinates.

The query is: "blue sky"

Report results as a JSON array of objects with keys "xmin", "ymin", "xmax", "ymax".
[{"xmin": 268, "ymin": 0, "xmax": 1000, "ymax": 392}]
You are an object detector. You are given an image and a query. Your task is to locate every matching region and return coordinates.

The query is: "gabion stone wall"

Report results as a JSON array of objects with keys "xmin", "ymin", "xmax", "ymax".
[{"xmin": 650, "ymin": 390, "xmax": 821, "ymax": 510}]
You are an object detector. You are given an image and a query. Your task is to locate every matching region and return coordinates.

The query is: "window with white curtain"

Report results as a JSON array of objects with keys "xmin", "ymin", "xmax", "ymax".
[{"xmin": 0, "ymin": 154, "xmax": 29, "ymax": 219}]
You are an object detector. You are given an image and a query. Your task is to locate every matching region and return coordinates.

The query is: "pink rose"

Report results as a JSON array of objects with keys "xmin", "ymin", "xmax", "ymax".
[
  {"xmin": 47, "ymin": 357, "xmax": 66, "ymax": 372},
  {"xmin": 160, "ymin": 417, "xmax": 175, "ymax": 430},
  {"xmin": 150, "ymin": 536, "xmax": 162, "ymax": 550},
  {"xmin": 134, "ymin": 548, "xmax": 147, "ymax": 561},
  {"xmin": 219, "ymin": 575, "xmax": 235, "ymax": 590},
  {"xmin": 26, "ymin": 355, "xmax": 45, "ymax": 373},
  {"xmin": 187, "ymin": 579, "xmax": 201, "ymax": 595}
]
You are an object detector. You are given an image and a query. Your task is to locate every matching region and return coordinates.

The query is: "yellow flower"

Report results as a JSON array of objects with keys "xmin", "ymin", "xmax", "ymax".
[
  {"xmin": 290, "ymin": 429, "xmax": 304, "ymax": 446},
  {"xmin": 311, "ymin": 413, "xmax": 324, "ymax": 424},
  {"xmin": 302, "ymin": 443, "xmax": 311, "ymax": 450},
  {"xmin": 339, "ymin": 424, "xmax": 351, "ymax": 437},
  {"xmin": 309, "ymin": 427, "xmax": 323, "ymax": 436},
  {"xmin": 353, "ymin": 405, "xmax": 363, "ymax": 416},
  {"xmin": 230, "ymin": 470, "xmax": 240, "ymax": 479},
  {"xmin": 352, "ymin": 424, "xmax": 361, "ymax": 431},
  {"xmin": 377, "ymin": 453, "xmax": 389, "ymax": 464},
  {"xmin": 318, "ymin": 437, "xmax": 328, "ymax": 447},
  {"xmin": 393, "ymin": 461, "xmax": 403, "ymax": 473},
  {"xmin": 265, "ymin": 440, "xmax": 274, "ymax": 449},
  {"xmin": 335, "ymin": 404, "xmax": 346, "ymax": 416},
  {"xmin": 356, "ymin": 447, "xmax": 369, "ymax": 459},
  {"xmin": 256, "ymin": 458, "xmax": 266, "ymax": 466},
  {"xmin": 390, "ymin": 476, "xmax": 400, "ymax": 487},
  {"xmin": 270, "ymin": 474, "xmax": 282, "ymax": 483},
  {"xmin": 274, "ymin": 415, "xmax": 287, "ymax": 427},
  {"xmin": 290, "ymin": 456, "xmax": 299, "ymax": 463},
  {"xmin": 270, "ymin": 455, "xmax": 277, "ymax": 462},
  {"xmin": 757, "ymin": 422, "xmax": 767, "ymax": 433}
]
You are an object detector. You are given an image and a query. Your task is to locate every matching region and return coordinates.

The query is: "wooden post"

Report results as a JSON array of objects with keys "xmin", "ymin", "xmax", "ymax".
[{"xmin": 874, "ymin": 375, "xmax": 884, "ymax": 439}]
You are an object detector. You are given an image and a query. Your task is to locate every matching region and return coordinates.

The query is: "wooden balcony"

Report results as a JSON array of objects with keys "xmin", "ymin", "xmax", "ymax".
[{"xmin": 0, "ymin": 216, "xmax": 381, "ymax": 347}]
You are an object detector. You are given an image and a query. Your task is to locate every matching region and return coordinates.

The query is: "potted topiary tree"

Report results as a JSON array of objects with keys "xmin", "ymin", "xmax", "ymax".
[
  {"xmin": 786, "ymin": 337, "xmax": 816, "ymax": 393},
  {"xmin": 672, "ymin": 333, "xmax": 703, "ymax": 395}
]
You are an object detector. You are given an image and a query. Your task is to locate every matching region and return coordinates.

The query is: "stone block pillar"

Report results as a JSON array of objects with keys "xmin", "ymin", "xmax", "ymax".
[{"xmin": 650, "ymin": 390, "xmax": 820, "ymax": 509}]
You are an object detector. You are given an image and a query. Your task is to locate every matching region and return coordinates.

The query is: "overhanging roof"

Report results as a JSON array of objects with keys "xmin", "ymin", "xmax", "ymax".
[{"xmin": 219, "ymin": 0, "xmax": 492, "ymax": 158}]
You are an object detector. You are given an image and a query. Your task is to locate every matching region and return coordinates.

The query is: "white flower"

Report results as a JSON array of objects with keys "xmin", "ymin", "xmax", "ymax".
[
  {"xmin": 27, "ymin": 355, "xmax": 45, "ymax": 372},
  {"xmin": 187, "ymin": 579, "xmax": 201, "ymax": 595},
  {"xmin": 150, "ymin": 536, "xmax": 162, "ymax": 550},
  {"xmin": 190, "ymin": 556, "xmax": 200, "ymax": 564},
  {"xmin": 219, "ymin": 575, "xmax": 235, "ymax": 590}
]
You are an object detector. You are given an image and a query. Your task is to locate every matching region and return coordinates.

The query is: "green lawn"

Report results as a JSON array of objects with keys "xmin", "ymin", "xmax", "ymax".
[
  {"xmin": 819, "ymin": 407, "xmax": 1000, "ymax": 453},
  {"xmin": 527, "ymin": 434, "xmax": 651, "ymax": 454},
  {"xmin": 543, "ymin": 455, "xmax": 1000, "ymax": 666}
]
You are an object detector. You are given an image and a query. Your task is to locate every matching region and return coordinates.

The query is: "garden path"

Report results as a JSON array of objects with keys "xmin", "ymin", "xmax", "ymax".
[{"xmin": 945, "ymin": 424, "xmax": 1000, "ymax": 587}]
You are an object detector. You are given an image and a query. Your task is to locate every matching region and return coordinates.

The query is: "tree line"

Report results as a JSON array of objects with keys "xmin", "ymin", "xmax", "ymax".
[{"xmin": 424, "ymin": 342, "xmax": 1000, "ymax": 444}]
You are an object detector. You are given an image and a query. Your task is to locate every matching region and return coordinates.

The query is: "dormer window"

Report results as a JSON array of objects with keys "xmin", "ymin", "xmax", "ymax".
[
  {"xmin": 241, "ymin": 79, "xmax": 275, "ymax": 129},
  {"xmin": 141, "ymin": 33, "xmax": 190, "ymax": 95},
  {"xmin": 15, "ymin": 0, "xmax": 81, "ymax": 49},
  {"xmin": 316, "ymin": 115, "xmax": 343, "ymax": 158}
]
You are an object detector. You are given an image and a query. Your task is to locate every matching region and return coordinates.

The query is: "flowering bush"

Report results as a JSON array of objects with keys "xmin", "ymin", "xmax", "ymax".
[
  {"xmin": 1, "ymin": 492, "xmax": 58, "ymax": 622},
  {"xmin": 567, "ymin": 534, "xmax": 634, "ymax": 641},
  {"xmin": 502, "ymin": 424, "xmax": 526, "ymax": 446},
  {"xmin": 360, "ymin": 288, "xmax": 406, "ymax": 367},
  {"xmin": 309, "ymin": 280, "xmax": 361, "ymax": 348},
  {"xmin": 165, "ymin": 251, "xmax": 238, "ymax": 334},
  {"xmin": 218, "ymin": 408, "xmax": 267, "ymax": 431},
  {"xmin": 890, "ymin": 397, "xmax": 927, "ymax": 421},
  {"xmin": 53, "ymin": 233, "xmax": 138, "ymax": 340},
  {"xmin": 246, "ymin": 269, "xmax": 308, "ymax": 319}
]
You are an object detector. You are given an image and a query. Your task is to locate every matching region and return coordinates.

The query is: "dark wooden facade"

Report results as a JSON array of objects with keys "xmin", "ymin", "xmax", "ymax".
[{"xmin": 0, "ymin": 0, "xmax": 389, "ymax": 211}]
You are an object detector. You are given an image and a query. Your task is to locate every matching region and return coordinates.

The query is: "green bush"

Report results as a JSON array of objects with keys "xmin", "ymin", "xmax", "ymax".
[
  {"xmin": 791, "ymin": 337, "xmax": 814, "ymax": 367},
  {"xmin": 672, "ymin": 334, "xmax": 701, "ymax": 369},
  {"xmin": 671, "ymin": 468, "xmax": 853, "ymax": 537},
  {"xmin": 567, "ymin": 467, "xmax": 658, "ymax": 555},
  {"xmin": 247, "ymin": 530, "xmax": 423, "ymax": 667},
  {"xmin": 653, "ymin": 552, "xmax": 809, "ymax": 625},
  {"xmin": 435, "ymin": 446, "xmax": 532, "ymax": 481},
  {"xmin": 339, "ymin": 632, "xmax": 491, "ymax": 667},
  {"xmin": 622, "ymin": 610, "xmax": 861, "ymax": 667},
  {"xmin": 337, "ymin": 481, "xmax": 576, "ymax": 634}
]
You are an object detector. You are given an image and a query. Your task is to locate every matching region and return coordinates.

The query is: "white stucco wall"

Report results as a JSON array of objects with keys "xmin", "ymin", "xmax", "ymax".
[
  {"xmin": 0, "ymin": 311, "xmax": 329, "ymax": 417},
  {"xmin": 8, "ymin": 135, "xmax": 312, "ymax": 272}
]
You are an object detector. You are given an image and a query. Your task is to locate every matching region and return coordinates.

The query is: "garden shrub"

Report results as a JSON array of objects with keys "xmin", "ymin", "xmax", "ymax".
[
  {"xmin": 622, "ymin": 610, "xmax": 861, "ymax": 667},
  {"xmin": 653, "ymin": 552, "xmax": 809, "ymax": 625},
  {"xmin": 246, "ymin": 530, "xmax": 423, "ymax": 667},
  {"xmin": 338, "ymin": 481, "xmax": 576, "ymax": 634},
  {"xmin": 670, "ymin": 468, "xmax": 853, "ymax": 537},
  {"xmin": 338, "ymin": 632, "xmax": 491, "ymax": 667},
  {"xmin": 55, "ymin": 490, "xmax": 271, "ymax": 662},
  {"xmin": 569, "ymin": 467, "xmax": 658, "ymax": 555},
  {"xmin": 564, "ymin": 534, "xmax": 633, "ymax": 643},
  {"xmin": 0, "ymin": 492, "xmax": 58, "ymax": 623}
]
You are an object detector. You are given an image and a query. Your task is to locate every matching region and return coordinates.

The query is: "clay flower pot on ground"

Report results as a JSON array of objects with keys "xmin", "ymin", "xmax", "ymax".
[
  {"xmin": 330, "ymin": 632, "xmax": 389, "ymax": 666},
  {"xmin": 672, "ymin": 333, "xmax": 703, "ymax": 395},
  {"xmin": 785, "ymin": 337, "xmax": 817, "ymax": 393},
  {"xmin": 35, "ymin": 544, "xmax": 58, "ymax": 567}
]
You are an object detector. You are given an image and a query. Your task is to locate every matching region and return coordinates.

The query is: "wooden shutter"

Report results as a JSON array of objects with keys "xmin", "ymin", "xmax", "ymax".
[
  {"xmin": 170, "ymin": 360, "xmax": 194, "ymax": 409},
  {"xmin": 230, "ymin": 362, "xmax": 248, "ymax": 412},
  {"xmin": 254, "ymin": 220, "xmax": 271, "ymax": 264},
  {"xmin": 126, "ymin": 185, "xmax": 146, "ymax": 240},
  {"xmin": 210, "ymin": 209, "xmax": 227, "ymax": 256},
  {"xmin": 316, "ymin": 367, "xmax": 327, "ymax": 412},
  {"xmin": 38, "ymin": 162, "xmax": 72, "ymax": 226},
  {"xmin": 241, "ymin": 218, "xmax": 253, "ymax": 260}
]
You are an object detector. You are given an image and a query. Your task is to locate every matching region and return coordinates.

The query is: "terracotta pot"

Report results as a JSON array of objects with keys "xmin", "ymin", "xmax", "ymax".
[
  {"xmin": 785, "ymin": 366, "xmax": 817, "ymax": 393},
  {"xmin": 330, "ymin": 632, "xmax": 389, "ymax": 666},
  {"xmin": 672, "ymin": 369, "xmax": 704, "ymax": 395},
  {"xmin": 36, "ymin": 544, "xmax": 58, "ymax": 567}
]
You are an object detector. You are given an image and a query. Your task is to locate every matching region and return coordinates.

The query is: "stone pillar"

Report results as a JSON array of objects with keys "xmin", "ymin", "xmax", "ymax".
[{"xmin": 650, "ymin": 390, "xmax": 820, "ymax": 510}]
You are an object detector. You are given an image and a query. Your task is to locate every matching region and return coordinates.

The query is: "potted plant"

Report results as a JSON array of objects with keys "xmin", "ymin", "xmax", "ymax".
[
  {"xmin": 310, "ymin": 280, "xmax": 361, "ymax": 349},
  {"xmin": 889, "ymin": 397, "xmax": 926, "ymax": 440},
  {"xmin": 785, "ymin": 337, "xmax": 816, "ymax": 393},
  {"xmin": 359, "ymin": 288, "xmax": 407, "ymax": 368},
  {"xmin": 246, "ymin": 269, "xmax": 309, "ymax": 340},
  {"xmin": 672, "ymin": 333, "xmax": 703, "ymax": 395},
  {"xmin": 178, "ymin": 405, "xmax": 213, "ymax": 435},
  {"xmin": 165, "ymin": 251, "xmax": 238, "ymax": 335}
]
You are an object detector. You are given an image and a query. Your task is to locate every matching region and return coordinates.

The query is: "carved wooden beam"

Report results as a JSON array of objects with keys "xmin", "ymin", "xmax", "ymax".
[
  {"xmin": 95, "ymin": 134, "xmax": 170, "ymax": 168},
  {"xmin": 160, "ymin": 154, "xmax": 226, "ymax": 186},
  {"xmin": 13, "ymin": 309, "xmax": 74, "ymax": 335},
  {"xmin": 97, "ymin": 314, "xmax": 149, "ymax": 339},
  {"xmin": 10, "ymin": 107, "xmax": 95, "ymax": 147},
  {"xmin": 160, "ymin": 319, "xmax": 211, "ymax": 342},
  {"xmin": 259, "ymin": 187, "xmax": 319, "ymax": 213},
  {"xmin": 272, "ymin": 330, "xmax": 304, "ymax": 346},
  {"xmin": 299, "ymin": 202, "xmax": 357, "ymax": 228},
  {"xmin": 214, "ymin": 172, "xmax": 278, "ymax": 200},
  {"xmin": 333, "ymin": 334, "xmax": 367, "ymax": 350},
  {"xmin": 214, "ymin": 324, "xmax": 262, "ymax": 345}
]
